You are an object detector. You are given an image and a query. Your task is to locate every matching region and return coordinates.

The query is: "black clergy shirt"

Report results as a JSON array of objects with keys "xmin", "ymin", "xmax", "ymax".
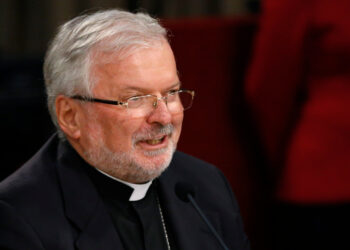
[{"xmin": 83, "ymin": 160, "xmax": 175, "ymax": 250}]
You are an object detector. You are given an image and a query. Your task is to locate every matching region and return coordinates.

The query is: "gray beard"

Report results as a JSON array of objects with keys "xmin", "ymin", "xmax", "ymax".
[{"xmin": 84, "ymin": 124, "xmax": 176, "ymax": 183}]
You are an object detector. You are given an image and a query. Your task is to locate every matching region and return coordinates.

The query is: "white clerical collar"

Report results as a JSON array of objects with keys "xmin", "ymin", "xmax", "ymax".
[{"xmin": 95, "ymin": 168, "xmax": 153, "ymax": 201}]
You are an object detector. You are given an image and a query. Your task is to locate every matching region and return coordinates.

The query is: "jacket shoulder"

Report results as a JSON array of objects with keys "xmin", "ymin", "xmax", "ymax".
[
  {"xmin": 170, "ymin": 151, "xmax": 229, "ymax": 186},
  {"xmin": 172, "ymin": 151, "xmax": 218, "ymax": 173},
  {"xmin": 0, "ymin": 135, "xmax": 59, "ymax": 201}
]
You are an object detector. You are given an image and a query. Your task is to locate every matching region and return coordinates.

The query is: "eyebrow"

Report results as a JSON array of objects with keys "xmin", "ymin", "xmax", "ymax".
[{"xmin": 120, "ymin": 82, "xmax": 182, "ymax": 93}]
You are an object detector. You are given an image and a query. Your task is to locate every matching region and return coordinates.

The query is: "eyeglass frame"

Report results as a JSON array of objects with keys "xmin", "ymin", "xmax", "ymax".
[{"xmin": 70, "ymin": 89, "xmax": 195, "ymax": 111}]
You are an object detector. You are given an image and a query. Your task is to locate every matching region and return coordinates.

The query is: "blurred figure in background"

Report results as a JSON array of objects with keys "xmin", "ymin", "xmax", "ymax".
[{"xmin": 245, "ymin": 0, "xmax": 350, "ymax": 249}]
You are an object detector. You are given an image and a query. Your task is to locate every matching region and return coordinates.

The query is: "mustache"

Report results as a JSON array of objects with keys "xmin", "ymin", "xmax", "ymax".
[{"xmin": 132, "ymin": 124, "xmax": 174, "ymax": 142}]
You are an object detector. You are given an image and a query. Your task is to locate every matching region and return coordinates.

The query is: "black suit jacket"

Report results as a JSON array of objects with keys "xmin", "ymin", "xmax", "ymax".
[{"xmin": 0, "ymin": 135, "xmax": 250, "ymax": 250}]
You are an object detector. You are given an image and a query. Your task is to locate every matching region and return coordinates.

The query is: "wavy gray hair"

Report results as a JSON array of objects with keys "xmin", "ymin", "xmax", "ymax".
[{"xmin": 43, "ymin": 9, "xmax": 167, "ymax": 138}]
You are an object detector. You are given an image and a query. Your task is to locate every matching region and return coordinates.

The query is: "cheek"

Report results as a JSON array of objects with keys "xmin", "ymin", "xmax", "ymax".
[
  {"xmin": 101, "ymin": 113, "xmax": 145, "ymax": 148},
  {"xmin": 76, "ymin": 106, "xmax": 100, "ymax": 143}
]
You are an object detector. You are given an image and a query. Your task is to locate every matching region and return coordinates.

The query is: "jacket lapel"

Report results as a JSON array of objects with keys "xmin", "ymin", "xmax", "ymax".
[
  {"xmin": 158, "ymin": 161, "xmax": 223, "ymax": 250},
  {"xmin": 56, "ymin": 141, "xmax": 124, "ymax": 250},
  {"xmin": 74, "ymin": 199, "xmax": 124, "ymax": 250}
]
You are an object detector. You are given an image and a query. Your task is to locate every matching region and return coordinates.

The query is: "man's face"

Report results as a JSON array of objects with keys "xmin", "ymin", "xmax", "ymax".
[{"xmin": 78, "ymin": 41, "xmax": 183, "ymax": 183}]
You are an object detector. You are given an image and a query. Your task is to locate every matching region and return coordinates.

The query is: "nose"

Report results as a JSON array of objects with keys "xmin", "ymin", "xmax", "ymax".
[{"xmin": 146, "ymin": 98, "xmax": 172, "ymax": 125}]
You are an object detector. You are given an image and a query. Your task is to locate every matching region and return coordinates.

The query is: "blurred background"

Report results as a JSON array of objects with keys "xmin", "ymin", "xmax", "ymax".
[{"xmin": 1, "ymin": 0, "xmax": 350, "ymax": 250}]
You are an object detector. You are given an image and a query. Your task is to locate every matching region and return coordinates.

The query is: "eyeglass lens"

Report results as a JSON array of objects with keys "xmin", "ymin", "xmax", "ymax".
[{"xmin": 127, "ymin": 91, "xmax": 193, "ymax": 117}]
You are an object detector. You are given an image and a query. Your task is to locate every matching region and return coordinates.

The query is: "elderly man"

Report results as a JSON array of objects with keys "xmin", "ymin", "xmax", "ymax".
[{"xmin": 0, "ymin": 9, "xmax": 249, "ymax": 250}]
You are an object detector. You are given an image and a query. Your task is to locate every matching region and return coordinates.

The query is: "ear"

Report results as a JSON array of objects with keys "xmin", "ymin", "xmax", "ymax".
[{"xmin": 55, "ymin": 95, "xmax": 82, "ymax": 139}]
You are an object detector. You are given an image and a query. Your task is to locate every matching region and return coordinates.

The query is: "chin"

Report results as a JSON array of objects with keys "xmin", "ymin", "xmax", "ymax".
[
  {"xmin": 137, "ymin": 145, "xmax": 175, "ymax": 170},
  {"xmin": 131, "ymin": 145, "xmax": 175, "ymax": 179}
]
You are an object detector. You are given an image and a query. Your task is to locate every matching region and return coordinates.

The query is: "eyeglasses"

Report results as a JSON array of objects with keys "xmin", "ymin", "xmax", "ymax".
[{"xmin": 71, "ymin": 89, "xmax": 195, "ymax": 117}]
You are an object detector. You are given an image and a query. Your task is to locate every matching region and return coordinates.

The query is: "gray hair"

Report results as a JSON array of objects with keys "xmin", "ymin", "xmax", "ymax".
[{"xmin": 43, "ymin": 9, "xmax": 167, "ymax": 138}]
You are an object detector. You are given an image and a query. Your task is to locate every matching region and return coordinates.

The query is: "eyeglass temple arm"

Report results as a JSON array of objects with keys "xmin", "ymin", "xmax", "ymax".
[{"xmin": 71, "ymin": 95, "xmax": 124, "ymax": 106}]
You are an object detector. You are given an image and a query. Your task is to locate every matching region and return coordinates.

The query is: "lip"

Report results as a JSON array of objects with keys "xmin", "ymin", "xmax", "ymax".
[{"xmin": 136, "ymin": 135, "xmax": 169, "ymax": 150}]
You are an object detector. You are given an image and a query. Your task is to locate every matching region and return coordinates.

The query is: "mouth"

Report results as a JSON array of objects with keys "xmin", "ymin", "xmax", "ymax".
[
  {"xmin": 137, "ymin": 135, "xmax": 169, "ymax": 149},
  {"xmin": 145, "ymin": 136, "xmax": 166, "ymax": 145}
]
